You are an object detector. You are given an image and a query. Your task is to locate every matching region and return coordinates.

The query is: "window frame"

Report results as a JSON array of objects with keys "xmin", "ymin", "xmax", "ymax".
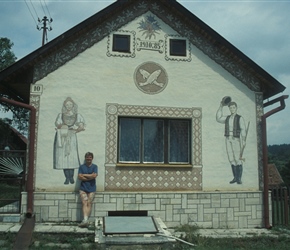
[
  {"xmin": 169, "ymin": 39, "xmax": 187, "ymax": 57},
  {"xmin": 112, "ymin": 34, "xmax": 131, "ymax": 53},
  {"xmin": 165, "ymin": 35, "xmax": 191, "ymax": 62},
  {"xmin": 117, "ymin": 117, "xmax": 191, "ymax": 166},
  {"xmin": 105, "ymin": 104, "xmax": 202, "ymax": 169}
]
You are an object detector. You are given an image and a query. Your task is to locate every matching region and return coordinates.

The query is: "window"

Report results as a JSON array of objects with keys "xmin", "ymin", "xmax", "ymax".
[
  {"xmin": 118, "ymin": 117, "xmax": 191, "ymax": 164},
  {"xmin": 113, "ymin": 34, "xmax": 131, "ymax": 53},
  {"xmin": 169, "ymin": 39, "xmax": 186, "ymax": 56}
]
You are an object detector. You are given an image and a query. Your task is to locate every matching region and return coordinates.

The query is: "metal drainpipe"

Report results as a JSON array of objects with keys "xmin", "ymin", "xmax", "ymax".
[
  {"xmin": 0, "ymin": 97, "xmax": 36, "ymax": 218},
  {"xmin": 262, "ymin": 95, "xmax": 288, "ymax": 229}
]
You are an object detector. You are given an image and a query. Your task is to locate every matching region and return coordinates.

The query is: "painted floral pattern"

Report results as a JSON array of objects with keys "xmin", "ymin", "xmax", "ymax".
[{"xmin": 138, "ymin": 15, "xmax": 161, "ymax": 39}]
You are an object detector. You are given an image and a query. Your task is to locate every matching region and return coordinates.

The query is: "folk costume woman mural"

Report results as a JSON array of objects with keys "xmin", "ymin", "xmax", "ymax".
[{"xmin": 53, "ymin": 97, "xmax": 85, "ymax": 185}]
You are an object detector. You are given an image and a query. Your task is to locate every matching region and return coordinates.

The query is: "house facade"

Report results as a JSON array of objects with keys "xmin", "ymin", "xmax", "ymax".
[{"xmin": 0, "ymin": 0, "xmax": 286, "ymax": 228}]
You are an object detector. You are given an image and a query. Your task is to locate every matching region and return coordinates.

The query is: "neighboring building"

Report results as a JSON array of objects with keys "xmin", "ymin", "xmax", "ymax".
[
  {"xmin": 0, "ymin": 125, "xmax": 27, "ymax": 176},
  {"xmin": 0, "ymin": 124, "xmax": 27, "ymax": 151},
  {"xmin": 0, "ymin": 0, "xmax": 286, "ymax": 228},
  {"xmin": 268, "ymin": 164, "xmax": 284, "ymax": 188}
]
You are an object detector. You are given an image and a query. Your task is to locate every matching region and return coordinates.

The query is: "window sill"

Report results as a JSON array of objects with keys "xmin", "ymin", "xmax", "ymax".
[{"xmin": 116, "ymin": 163, "xmax": 193, "ymax": 168}]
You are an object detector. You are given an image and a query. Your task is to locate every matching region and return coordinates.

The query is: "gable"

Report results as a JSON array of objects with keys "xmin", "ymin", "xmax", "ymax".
[{"xmin": 0, "ymin": 0, "xmax": 285, "ymax": 103}]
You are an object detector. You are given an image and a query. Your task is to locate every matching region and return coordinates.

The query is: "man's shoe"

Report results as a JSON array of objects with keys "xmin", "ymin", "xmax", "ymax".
[{"xmin": 78, "ymin": 220, "xmax": 89, "ymax": 228}]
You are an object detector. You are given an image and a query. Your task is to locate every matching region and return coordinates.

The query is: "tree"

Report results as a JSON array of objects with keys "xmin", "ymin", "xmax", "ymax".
[
  {"xmin": 0, "ymin": 37, "xmax": 28, "ymax": 136},
  {"xmin": 0, "ymin": 117, "xmax": 13, "ymax": 148},
  {"xmin": 280, "ymin": 161, "xmax": 290, "ymax": 185},
  {"xmin": 0, "ymin": 37, "xmax": 17, "ymax": 71}
]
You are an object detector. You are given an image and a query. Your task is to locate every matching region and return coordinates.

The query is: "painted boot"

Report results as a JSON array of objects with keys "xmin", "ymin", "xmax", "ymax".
[
  {"xmin": 237, "ymin": 165, "xmax": 243, "ymax": 184},
  {"xmin": 69, "ymin": 169, "xmax": 75, "ymax": 184},
  {"xmin": 229, "ymin": 165, "xmax": 237, "ymax": 184},
  {"xmin": 63, "ymin": 169, "xmax": 70, "ymax": 185}
]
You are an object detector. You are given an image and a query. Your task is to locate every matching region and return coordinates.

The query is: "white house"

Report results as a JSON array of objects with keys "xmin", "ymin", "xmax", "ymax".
[{"xmin": 0, "ymin": 0, "xmax": 286, "ymax": 228}]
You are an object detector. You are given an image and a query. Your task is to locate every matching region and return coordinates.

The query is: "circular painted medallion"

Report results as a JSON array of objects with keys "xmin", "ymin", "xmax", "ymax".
[{"xmin": 134, "ymin": 61, "xmax": 168, "ymax": 94}]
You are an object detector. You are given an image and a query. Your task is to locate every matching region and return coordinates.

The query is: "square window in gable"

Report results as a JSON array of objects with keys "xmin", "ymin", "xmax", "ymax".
[
  {"xmin": 165, "ymin": 35, "xmax": 191, "ymax": 62},
  {"xmin": 113, "ymin": 34, "xmax": 131, "ymax": 53},
  {"xmin": 107, "ymin": 30, "xmax": 135, "ymax": 58},
  {"xmin": 170, "ymin": 39, "xmax": 186, "ymax": 56}
]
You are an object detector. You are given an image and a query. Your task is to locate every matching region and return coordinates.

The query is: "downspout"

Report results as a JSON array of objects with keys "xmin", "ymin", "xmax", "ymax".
[
  {"xmin": 262, "ymin": 95, "xmax": 288, "ymax": 229},
  {"xmin": 0, "ymin": 97, "xmax": 36, "ymax": 218}
]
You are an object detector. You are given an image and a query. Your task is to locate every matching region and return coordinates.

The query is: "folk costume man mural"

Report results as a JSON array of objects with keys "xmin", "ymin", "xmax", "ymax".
[
  {"xmin": 53, "ymin": 97, "xmax": 85, "ymax": 185},
  {"xmin": 216, "ymin": 97, "xmax": 248, "ymax": 184}
]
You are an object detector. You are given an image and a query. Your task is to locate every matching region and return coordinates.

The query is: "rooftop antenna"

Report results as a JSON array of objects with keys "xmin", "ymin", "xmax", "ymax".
[{"xmin": 37, "ymin": 16, "xmax": 53, "ymax": 46}]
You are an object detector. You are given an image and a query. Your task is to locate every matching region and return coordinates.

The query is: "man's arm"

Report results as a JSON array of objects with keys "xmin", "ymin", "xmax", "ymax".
[
  {"xmin": 78, "ymin": 172, "xmax": 97, "ymax": 181},
  {"xmin": 216, "ymin": 103, "xmax": 226, "ymax": 123}
]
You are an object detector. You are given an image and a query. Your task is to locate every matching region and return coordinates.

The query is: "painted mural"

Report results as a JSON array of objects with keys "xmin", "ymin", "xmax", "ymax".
[
  {"xmin": 53, "ymin": 97, "xmax": 85, "ymax": 185},
  {"xmin": 134, "ymin": 61, "xmax": 168, "ymax": 94},
  {"xmin": 216, "ymin": 96, "xmax": 250, "ymax": 185},
  {"xmin": 138, "ymin": 14, "xmax": 161, "ymax": 39}
]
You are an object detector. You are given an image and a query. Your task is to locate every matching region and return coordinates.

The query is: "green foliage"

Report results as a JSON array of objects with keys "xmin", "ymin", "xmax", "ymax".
[
  {"xmin": 279, "ymin": 160, "xmax": 290, "ymax": 186},
  {"xmin": 173, "ymin": 224, "xmax": 199, "ymax": 244},
  {"xmin": 0, "ymin": 118, "xmax": 13, "ymax": 145},
  {"xmin": 0, "ymin": 181, "xmax": 21, "ymax": 207},
  {"xmin": 0, "ymin": 232, "xmax": 16, "ymax": 249},
  {"xmin": 0, "ymin": 37, "xmax": 17, "ymax": 71},
  {"xmin": 268, "ymin": 144, "xmax": 290, "ymax": 185},
  {"xmin": 0, "ymin": 37, "xmax": 29, "ymax": 135}
]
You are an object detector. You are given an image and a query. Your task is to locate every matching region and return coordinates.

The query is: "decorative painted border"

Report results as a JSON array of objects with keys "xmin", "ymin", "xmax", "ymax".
[
  {"xmin": 105, "ymin": 103, "xmax": 202, "ymax": 191},
  {"xmin": 29, "ymin": 93, "xmax": 41, "ymax": 187},
  {"xmin": 255, "ymin": 92, "xmax": 264, "ymax": 190},
  {"xmin": 107, "ymin": 30, "xmax": 136, "ymax": 58}
]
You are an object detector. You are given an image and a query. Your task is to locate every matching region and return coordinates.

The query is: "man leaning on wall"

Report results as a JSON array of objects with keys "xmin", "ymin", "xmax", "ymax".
[{"xmin": 78, "ymin": 152, "xmax": 98, "ymax": 228}]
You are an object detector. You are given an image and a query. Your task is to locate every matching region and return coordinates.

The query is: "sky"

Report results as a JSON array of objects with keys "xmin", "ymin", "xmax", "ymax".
[{"xmin": 0, "ymin": 0, "xmax": 290, "ymax": 145}]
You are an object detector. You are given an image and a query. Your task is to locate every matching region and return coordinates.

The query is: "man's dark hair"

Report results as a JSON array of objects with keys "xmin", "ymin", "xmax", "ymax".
[{"xmin": 85, "ymin": 152, "xmax": 94, "ymax": 158}]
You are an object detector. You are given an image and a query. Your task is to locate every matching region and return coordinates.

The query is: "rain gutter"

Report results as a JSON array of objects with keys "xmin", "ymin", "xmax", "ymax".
[
  {"xmin": 0, "ymin": 97, "xmax": 36, "ymax": 217},
  {"xmin": 262, "ymin": 95, "xmax": 288, "ymax": 228}
]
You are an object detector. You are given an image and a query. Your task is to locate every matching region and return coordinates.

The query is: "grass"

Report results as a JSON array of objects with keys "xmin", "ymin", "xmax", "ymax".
[
  {"xmin": 1, "ymin": 225, "xmax": 290, "ymax": 249},
  {"xmin": 166, "ymin": 224, "xmax": 290, "ymax": 250}
]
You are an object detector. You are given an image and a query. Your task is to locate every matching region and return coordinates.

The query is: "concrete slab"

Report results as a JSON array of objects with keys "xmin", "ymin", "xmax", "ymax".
[
  {"xmin": 33, "ymin": 223, "xmax": 92, "ymax": 233},
  {"xmin": 0, "ymin": 214, "xmax": 20, "ymax": 223},
  {"xmin": 0, "ymin": 223, "xmax": 22, "ymax": 232},
  {"xmin": 2, "ymin": 216, "xmax": 20, "ymax": 223},
  {"xmin": 95, "ymin": 216, "xmax": 175, "ymax": 245},
  {"xmin": 103, "ymin": 216, "xmax": 158, "ymax": 235}
]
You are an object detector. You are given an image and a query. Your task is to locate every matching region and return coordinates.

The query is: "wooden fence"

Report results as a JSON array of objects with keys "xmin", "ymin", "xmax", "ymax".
[{"xmin": 270, "ymin": 186, "xmax": 290, "ymax": 226}]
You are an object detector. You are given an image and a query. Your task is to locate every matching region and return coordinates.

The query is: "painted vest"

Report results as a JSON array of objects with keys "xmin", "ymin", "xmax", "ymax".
[{"xmin": 224, "ymin": 114, "xmax": 241, "ymax": 138}]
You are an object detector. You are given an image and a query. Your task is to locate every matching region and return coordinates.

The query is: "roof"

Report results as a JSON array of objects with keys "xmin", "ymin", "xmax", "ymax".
[
  {"xmin": 0, "ymin": 125, "xmax": 27, "ymax": 150},
  {"xmin": 9, "ymin": 126, "xmax": 28, "ymax": 145},
  {"xmin": 268, "ymin": 164, "xmax": 284, "ymax": 187},
  {"xmin": 0, "ymin": 0, "xmax": 286, "ymax": 103}
]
